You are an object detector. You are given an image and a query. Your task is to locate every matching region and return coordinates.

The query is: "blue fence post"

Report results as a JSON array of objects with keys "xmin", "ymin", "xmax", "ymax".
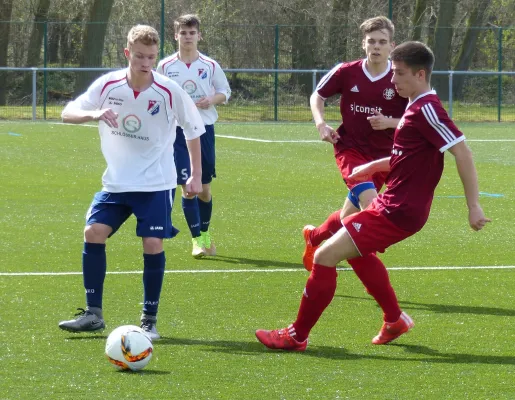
[
  {"xmin": 274, "ymin": 25, "xmax": 279, "ymax": 121},
  {"xmin": 497, "ymin": 27, "xmax": 503, "ymax": 122},
  {"xmin": 448, "ymin": 71, "xmax": 453, "ymax": 118},
  {"xmin": 32, "ymin": 68, "xmax": 37, "ymax": 121},
  {"xmin": 43, "ymin": 22, "xmax": 48, "ymax": 120},
  {"xmin": 160, "ymin": 0, "xmax": 165, "ymax": 60}
]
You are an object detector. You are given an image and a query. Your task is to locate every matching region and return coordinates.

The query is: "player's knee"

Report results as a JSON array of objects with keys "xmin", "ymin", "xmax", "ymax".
[
  {"xmin": 142, "ymin": 237, "xmax": 163, "ymax": 254},
  {"xmin": 314, "ymin": 247, "xmax": 330, "ymax": 266},
  {"xmin": 198, "ymin": 184, "xmax": 211, "ymax": 202},
  {"xmin": 84, "ymin": 224, "xmax": 110, "ymax": 243}
]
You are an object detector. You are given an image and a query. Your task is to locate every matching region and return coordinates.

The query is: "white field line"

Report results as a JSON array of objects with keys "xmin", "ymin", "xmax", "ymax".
[
  {"xmin": 1, "ymin": 265, "xmax": 514, "ymax": 277},
  {"xmin": 53, "ymin": 123, "xmax": 515, "ymax": 143}
]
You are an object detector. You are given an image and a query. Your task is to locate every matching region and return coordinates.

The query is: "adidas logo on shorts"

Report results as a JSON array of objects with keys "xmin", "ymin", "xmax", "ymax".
[{"xmin": 352, "ymin": 222, "xmax": 362, "ymax": 232}]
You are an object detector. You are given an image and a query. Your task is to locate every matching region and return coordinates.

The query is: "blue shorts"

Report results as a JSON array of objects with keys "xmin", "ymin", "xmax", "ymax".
[
  {"xmin": 85, "ymin": 190, "xmax": 179, "ymax": 238},
  {"xmin": 175, "ymin": 124, "xmax": 216, "ymax": 185}
]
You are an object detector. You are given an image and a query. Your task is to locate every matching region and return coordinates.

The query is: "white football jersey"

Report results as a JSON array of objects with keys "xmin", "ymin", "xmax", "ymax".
[
  {"xmin": 156, "ymin": 52, "xmax": 231, "ymax": 125},
  {"xmin": 63, "ymin": 69, "xmax": 205, "ymax": 193}
]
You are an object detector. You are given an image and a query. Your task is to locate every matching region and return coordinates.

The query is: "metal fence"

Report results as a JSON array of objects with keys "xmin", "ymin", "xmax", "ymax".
[{"xmin": 2, "ymin": 67, "xmax": 515, "ymax": 123}]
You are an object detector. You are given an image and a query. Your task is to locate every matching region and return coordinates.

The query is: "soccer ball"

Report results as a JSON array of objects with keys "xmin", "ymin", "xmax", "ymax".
[{"xmin": 105, "ymin": 325, "xmax": 153, "ymax": 371}]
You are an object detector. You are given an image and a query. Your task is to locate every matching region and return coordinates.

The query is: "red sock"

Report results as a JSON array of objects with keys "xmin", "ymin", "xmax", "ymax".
[
  {"xmin": 310, "ymin": 210, "xmax": 342, "ymax": 246},
  {"xmin": 292, "ymin": 264, "xmax": 337, "ymax": 342},
  {"xmin": 347, "ymin": 254, "xmax": 401, "ymax": 323}
]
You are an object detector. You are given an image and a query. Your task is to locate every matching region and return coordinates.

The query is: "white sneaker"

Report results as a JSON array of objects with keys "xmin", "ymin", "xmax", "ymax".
[{"xmin": 191, "ymin": 236, "xmax": 205, "ymax": 258}]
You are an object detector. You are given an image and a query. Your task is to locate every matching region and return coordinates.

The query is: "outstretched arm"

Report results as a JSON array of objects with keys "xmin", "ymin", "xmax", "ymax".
[
  {"xmin": 310, "ymin": 92, "xmax": 338, "ymax": 144},
  {"xmin": 448, "ymin": 141, "xmax": 491, "ymax": 231},
  {"xmin": 62, "ymin": 105, "xmax": 119, "ymax": 128},
  {"xmin": 348, "ymin": 157, "xmax": 391, "ymax": 182}
]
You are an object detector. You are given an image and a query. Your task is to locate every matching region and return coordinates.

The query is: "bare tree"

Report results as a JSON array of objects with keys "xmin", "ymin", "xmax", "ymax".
[
  {"xmin": 411, "ymin": 0, "xmax": 429, "ymax": 41},
  {"xmin": 286, "ymin": 1, "xmax": 317, "ymax": 103},
  {"xmin": 453, "ymin": 0, "xmax": 491, "ymax": 99},
  {"xmin": 21, "ymin": 0, "xmax": 51, "ymax": 96},
  {"xmin": 328, "ymin": 0, "xmax": 351, "ymax": 64},
  {"xmin": 0, "ymin": 0, "xmax": 14, "ymax": 105},
  {"xmin": 74, "ymin": 0, "xmax": 115, "ymax": 96},
  {"xmin": 432, "ymin": 0, "xmax": 459, "ymax": 100}
]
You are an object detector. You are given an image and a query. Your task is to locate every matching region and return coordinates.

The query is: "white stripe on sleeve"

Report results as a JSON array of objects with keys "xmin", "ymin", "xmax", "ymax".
[
  {"xmin": 421, "ymin": 103, "xmax": 456, "ymax": 143},
  {"xmin": 316, "ymin": 63, "xmax": 343, "ymax": 91}
]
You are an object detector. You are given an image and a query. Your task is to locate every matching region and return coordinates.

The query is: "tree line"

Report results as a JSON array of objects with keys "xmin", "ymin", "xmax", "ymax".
[{"xmin": 0, "ymin": 0, "xmax": 513, "ymax": 106}]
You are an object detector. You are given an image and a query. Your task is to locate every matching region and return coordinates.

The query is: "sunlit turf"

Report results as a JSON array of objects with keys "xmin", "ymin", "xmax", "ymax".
[{"xmin": 0, "ymin": 121, "xmax": 514, "ymax": 399}]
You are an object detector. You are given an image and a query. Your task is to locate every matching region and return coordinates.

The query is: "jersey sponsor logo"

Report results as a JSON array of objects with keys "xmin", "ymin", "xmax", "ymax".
[
  {"xmin": 147, "ymin": 100, "xmax": 161, "ymax": 116},
  {"xmin": 108, "ymin": 96, "xmax": 124, "ymax": 106},
  {"xmin": 383, "ymin": 88, "xmax": 396, "ymax": 100},
  {"xmin": 122, "ymin": 114, "xmax": 142, "ymax": 133},
  {"xmin": 182, "ymin": 80, "xmax": 197, "ymax": 94},
  {"xmin": 198, "ymin": 68, "xmax": 208, "ymax": 79},
  {"xmin": 352, "ymin": 222, "xmax": 362, "ymax": 232},
  {"xmin": 350, "ymin": 103, "xmax": 385, "ymax": 116},
  {"xmin": 167, "ymin": 71, "xmax": 180, "ymax": 78},
  {"xmin": 351, "ymin": 85, "xmax": 359, "ymax": 92}
]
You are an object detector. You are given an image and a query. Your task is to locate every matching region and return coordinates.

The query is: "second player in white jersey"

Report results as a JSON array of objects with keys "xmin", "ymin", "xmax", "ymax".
[
  {"xmin": 156, "ymin": 14, "xmax": 231, "ymax": 259},
  {"xmin": 157, "ymin": 51, "xmax": 231, "ymax": 125},
  {"xmin": 63, "ymin": 68, "xmax": 205, "ymax": 193}
]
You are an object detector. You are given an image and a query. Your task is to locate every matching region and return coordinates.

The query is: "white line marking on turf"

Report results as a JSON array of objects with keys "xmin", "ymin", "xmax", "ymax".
[
  {"xmin": 1, "ymin": 265, "xmax": 514, "ymax": 277},
  {"xmin": 467, "ymin": 139, "xmax": 515, "ymax": 142},
  {"xmin": 52, "ymin": 123, "xmax": 515, "ymax": 143},
  {"xmin": 216, "ymin": 134, "xmax": 321, "ymax": 143}
]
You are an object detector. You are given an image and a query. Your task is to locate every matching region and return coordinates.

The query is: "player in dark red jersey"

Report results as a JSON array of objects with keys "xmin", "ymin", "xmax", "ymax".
[
  {"xmin": 305, "ymin": 16, "xmax": 408, "ymax": 273},
  {"xmin": 256, "ymin": 41, "xmax": 490, "ymax": 351}
]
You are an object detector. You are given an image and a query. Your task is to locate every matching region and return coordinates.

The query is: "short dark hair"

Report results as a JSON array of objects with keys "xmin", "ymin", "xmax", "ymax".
[
  {"xmin": 174, "ymin": 14, "xmax": 201, "ymax": 33},
  {"xmin": 390, "ymin": 41, "xmax": 435, "ymax": 82},
  {"xmin": 360, "ymin": 16, "xmax": 395, "ymax": 41}
]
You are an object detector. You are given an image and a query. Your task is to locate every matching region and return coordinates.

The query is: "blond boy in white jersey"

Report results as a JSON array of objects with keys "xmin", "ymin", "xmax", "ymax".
[
  {"xmin": 157, "ymin": 14, "xmax": 231, "ymax": 258},
  {"xmin": 58, "ymin": 25, "xmax": 205, "ymax": 340}
]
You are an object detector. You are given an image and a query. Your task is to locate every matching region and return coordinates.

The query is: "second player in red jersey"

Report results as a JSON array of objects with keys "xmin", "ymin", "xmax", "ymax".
[{"xmin": 317, "ymin": 58, "xmax": 407, "ymax": 160}]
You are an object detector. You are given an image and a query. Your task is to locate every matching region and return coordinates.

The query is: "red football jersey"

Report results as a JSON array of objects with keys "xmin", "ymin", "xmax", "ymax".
[
  {"xmin": 375, "ymin": 91, "xmax": 465, "ymax": 232},
  {"xmin": 316, "ymin": 59, "xmax": 408, "ymax": 159}
]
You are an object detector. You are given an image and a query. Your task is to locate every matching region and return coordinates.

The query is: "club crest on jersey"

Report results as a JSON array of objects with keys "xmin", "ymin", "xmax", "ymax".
[
  {"xmin": 383, "ymin": 88, "xmax": 396, "ymax": 100},
  {"xmin": 198, "ymin": 69, "xmax": 208, "ymax": 79},
  {"xmin": 148, "ymin": 100, "xmax": 161, "ymax": 116}
]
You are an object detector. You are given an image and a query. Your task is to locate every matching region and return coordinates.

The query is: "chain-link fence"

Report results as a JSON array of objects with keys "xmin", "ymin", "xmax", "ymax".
[
  {"xmin": 3, "ymin": 67, "xmax": 515, "ymax": 123},
  {"xmin": 1, "ymin": 18, "xmax": 514, "ymax": 122}
]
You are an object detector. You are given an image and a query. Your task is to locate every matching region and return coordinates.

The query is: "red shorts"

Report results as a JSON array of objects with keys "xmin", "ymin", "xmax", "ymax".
[
  {"xmin": 335, "ymin": 148, "xmax": 388, "ymax": 192},
  {"xmin": 342, "ymin": 202, "xmax": 414, "ymax": 255}
]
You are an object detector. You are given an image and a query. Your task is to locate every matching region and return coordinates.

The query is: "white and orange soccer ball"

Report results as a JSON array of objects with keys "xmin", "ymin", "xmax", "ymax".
[{"xmin": 105, "ymin": 325, "xmax": 153, "ymax": 371}]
